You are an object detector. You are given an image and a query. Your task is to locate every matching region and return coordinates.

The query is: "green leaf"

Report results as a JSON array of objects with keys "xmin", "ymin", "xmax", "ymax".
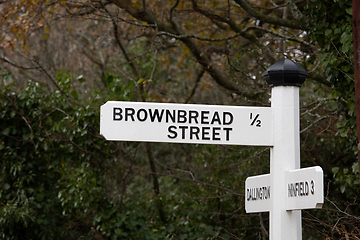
[
  {"xmin": 77, "ymin": 75, "xmax": 85, "ymax": 82},
  {"xmin": 332, "ymin": 167, "xmax": 339, "ymax": 175},
  {"xmin": 325, "ymin": 29, "xmax": 332, "ymax": 36},
  {"xmin": 23, "ymin": 133, "xmax": 31, "ymax": 140},
  {"xmin": 352, "ymin": 162, "xmax": 359, "ymax": 174},
  {"xmin": 36, "ymin": 193, "xmax": 44, "ymax": 201},
  {"xmin": 346, "ymin": 7, "xmax": 352, "ymax": 15},
  {"xmin": 3, "ymin": 183, "xmax": 10, "ymax": 190},
  {"xmin": 339, "ymin": 130, "xmax": 348, "ymax": 137},
  {"xmin": 340, "ymin": 32, "xmax": 351, "ymax": 44},
  {"xmin": 94, "ymin": 215, "xmax": 101, "ymax": 223},
  {"xmin": 71, "ymin": 90, "xmax": 79, "ymax": 99},
  {"xmin": 2, "ymin": 127, "xmax": 10, "ymax": 135}
]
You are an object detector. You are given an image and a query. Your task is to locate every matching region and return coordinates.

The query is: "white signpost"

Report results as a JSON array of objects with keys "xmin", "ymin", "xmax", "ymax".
[{"xmin": 99, "ymin": 58, "xmax": 324, "ymax": 240}]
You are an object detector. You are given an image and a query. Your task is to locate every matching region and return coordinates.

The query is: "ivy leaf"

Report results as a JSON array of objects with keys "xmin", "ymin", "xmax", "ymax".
[
  {"xmin": 346, "ymin": 7, "xmax": 352, "ymax": 15},
  {"xmin": 3, "ymin": 183, "xmax": 10, "ymax": 190},
  {"xmin": 2, "ymin": 127, "xmax": 10, "ymax": 135},
  {"xmin": 340, "ymin": 32, "xmax": 352, "ymax": 44},
  {"xmin": 77, "ymin": 75, "xmax": 85, "ymax": 83},
  {"xmin": 71, "ymin": 90, "xmax": 79, "ymax": 100},
  {"xmin": 352, "ymin": 162, "xmax": 359, "ymax": 174}
]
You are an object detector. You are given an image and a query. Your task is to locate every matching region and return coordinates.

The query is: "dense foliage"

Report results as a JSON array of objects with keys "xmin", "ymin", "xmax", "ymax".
[
  {"xmin": 0, "ymin": 76, "xmax": 269, "ymax": 239},
  {"xmin": 0, "ymin": 0, "xmax": 359, "ymax": 239}
]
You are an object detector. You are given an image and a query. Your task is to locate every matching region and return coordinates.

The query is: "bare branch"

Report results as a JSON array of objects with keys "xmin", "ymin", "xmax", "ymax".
[
  {"xmin": 104, "ymin": 5, "xmax": 141, "ymax": 80},
  {"xmin": 156, "ymin": 31, "xmax": 241, "ymax": 42},
  {"xmin": 146, "ymin": 48, "xmax": 158, "ymax": 93},
  {"xmin": 243, "ymin": 25, "xmax": 311, "ymax": 46},
  {"xmin": 233, "ymin": 0, "xmax": 306, "ymax": 30},
  {"xmin": 145, "ymin": 142, "xmax": 167, "ymax": 223},
  {"xmin": 326, "ymin": 197, "xmax": 360, "ymax": 221},
  {"xmin": 170, "ymin": 0, "xmax": 180, "ymax": 22},
  {"xmin": 0, "ymin": 56, "xmax": 40, "ymax": 70},
  {"xmin": 32, "ymin": 57, "xmax": 75, "ymax": 108},
  {"xmin": 160, "ymin": 172, "xmax": 243, "ymax": 197},
  {"xmin": 185, "ymin": 66, "xmax": 205, "ymax": 104}
]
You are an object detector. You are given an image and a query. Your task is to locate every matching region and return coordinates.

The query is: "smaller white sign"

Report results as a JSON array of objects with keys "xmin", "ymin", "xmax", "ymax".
[
  {"xmin": 245, "ymin": 166, "xmax": 324, "ymax": 213},
  {"xmin": 245, "ymin": 174, "xmax": 271, "ymax": 213},
  {"xmin": 285, "ymin": 166, "xmax": 323, "ymax": 211}
]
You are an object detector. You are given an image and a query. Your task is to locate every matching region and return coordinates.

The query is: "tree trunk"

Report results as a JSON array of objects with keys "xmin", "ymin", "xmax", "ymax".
[{"xmin": 352, "ymin": 0, "xmax": 360, "ymax": 182}]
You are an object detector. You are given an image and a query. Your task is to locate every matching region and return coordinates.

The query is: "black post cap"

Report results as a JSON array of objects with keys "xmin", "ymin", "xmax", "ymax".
[{"xmin": 263, "ymin": 58, "xmax": 308, "ymax": 87}]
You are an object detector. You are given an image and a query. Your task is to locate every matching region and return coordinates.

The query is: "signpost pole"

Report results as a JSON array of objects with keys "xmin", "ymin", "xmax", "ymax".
[
  {"xmin": 263, "ymin": 58, "xmax": 308, "ymax": 240},
  {"xmin": 270, "ymin": 86, "xmax": 301, "ymax": 239}
]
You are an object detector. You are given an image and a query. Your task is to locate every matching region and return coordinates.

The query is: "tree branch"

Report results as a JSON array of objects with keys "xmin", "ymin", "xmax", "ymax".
[
  {"xmin": 109, "ymin": 0, "xmax": 177, "ymax": 34},
  {"xmin": 234, "ymin": 0, "xmax": 307, "ymax": 30},
  {"xmin": 32, "ymin": 57, "xmax": 75, "ymax": 108},
  {"xmin": 0, "ymin": 56, "xmax": 40, "ymax": 70},
  {"xmin": 145, "ymin": 142, "xmax": 167, "ymax": 223},
  {"xmin": 187, "ymin": 2, "xmax": 278, "ymax": 63},
  {"xmin": 185, "ymin": 66, "xmax": 205, "ymax": 103},
  {"xmin": 109, "ymin": 0, "xmax": 274, "ymax": 96},
  {"xmin": 105, "ymin": 6, "xmax": 141, "ymax": 80},
  {"xmin": 156, "ymin": 31, "xmax": 241, "ymax": 42},
  {"xmin": 109, "ymin": 0, "xmax": 245, "ymax": 94},
  {"xmin": 243, "ymin": 25, "xmax": 311, "ymax": 46}
]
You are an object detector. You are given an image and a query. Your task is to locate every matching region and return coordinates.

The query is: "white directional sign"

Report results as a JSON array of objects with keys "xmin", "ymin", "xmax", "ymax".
[
  {"xmin": 286, "ymin": 166, "xmax": 323, "ymax": 210},
  {"xmin": 245, "ymin": 166, "xmax": 323, "ymax": 213},
  {"xmin": 100, "ymin": 101, "xmax": 273, "ymax": 146},
  {"xmin": 245, "ymin": 173, "xmax": 271, "ymax": 213}
]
